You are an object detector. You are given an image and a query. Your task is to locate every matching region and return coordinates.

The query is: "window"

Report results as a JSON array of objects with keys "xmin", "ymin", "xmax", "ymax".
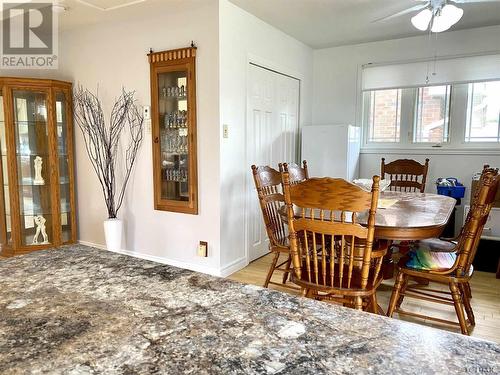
[
  {"xmin": 366, "ymin": 89, "xmax": 401, "ymax": 143},
  {"xmin": 361, "ymin": 54, "xmax": 500, "ymax": 150},
  {"xmin": 414, "ymin": 85, "xmax": 451, "ymax": 143},
  {"xmin": 465, "ymin": 81, "xmax": 500, "ymax": 142},
  {"xmin": 363, "ymin": 85, "xmax": 451, "ymax": 146}
]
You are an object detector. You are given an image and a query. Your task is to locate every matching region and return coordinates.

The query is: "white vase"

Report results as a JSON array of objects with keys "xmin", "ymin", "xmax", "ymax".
[{"xmin": 103, "ymin": 218, "xmax": 123, "ymax": 252}]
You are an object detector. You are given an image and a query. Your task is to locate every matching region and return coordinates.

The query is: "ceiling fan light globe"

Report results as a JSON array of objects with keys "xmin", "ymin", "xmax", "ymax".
[
  {"xmin": 411, "ymin": 8, "xmax": 433, "ymax": 31},
  {"xmin": 431, "ymin": 4, "xmax": 464, "ymax": 33}
]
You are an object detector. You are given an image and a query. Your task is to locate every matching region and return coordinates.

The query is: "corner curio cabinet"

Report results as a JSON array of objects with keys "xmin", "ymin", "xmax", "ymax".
[
  {"xmin": 148, "ymin": 47, "xmax": 198, "ymax": 214},
  {"xmin": 0, "ymin": 78, "xmax": 76, "ymax": 256}
]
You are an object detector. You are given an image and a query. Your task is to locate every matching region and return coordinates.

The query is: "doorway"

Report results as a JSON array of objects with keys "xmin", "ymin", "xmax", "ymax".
[{"xmin": 246, "ymin": 63, "xmax": 300, "ymax": 262}]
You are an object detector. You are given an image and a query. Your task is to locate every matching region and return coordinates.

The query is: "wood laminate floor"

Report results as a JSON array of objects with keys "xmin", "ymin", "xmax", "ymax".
[{"xmin": 228, "ymin": 253, "xmax": 500, "ymax": 344}]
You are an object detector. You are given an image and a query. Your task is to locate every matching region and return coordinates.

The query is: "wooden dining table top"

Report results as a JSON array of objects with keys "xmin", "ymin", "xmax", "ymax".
[{"xmin": 279, "ymin": 191, "xmax": 457, "ymax": 240}]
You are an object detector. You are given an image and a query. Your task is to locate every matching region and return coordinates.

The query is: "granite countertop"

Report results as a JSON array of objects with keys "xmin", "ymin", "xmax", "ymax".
[{"xmin": 0, "ymin": 245, "xmax": 499, "ymax": 374}]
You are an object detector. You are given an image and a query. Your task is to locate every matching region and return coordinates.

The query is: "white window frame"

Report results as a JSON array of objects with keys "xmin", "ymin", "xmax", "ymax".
[
  {"xmin": 360, "ymin": 80, "xmax": 500, "ymax": 154},
  {"xmin": 362, "ymin": 88, "xmax": 414, "ymax": 149},
  {"xmin": 464, "ymin": 80, "xmax": 500, "ymax": 143},
  {"xmin": 413, "ymin": 85, "xmax": 452, "ymax": 145}
]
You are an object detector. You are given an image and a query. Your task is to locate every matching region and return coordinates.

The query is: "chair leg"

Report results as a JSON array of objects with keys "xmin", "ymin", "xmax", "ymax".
[
  {"xmin": 369, "ymin": 293, "xmax": 379, "ymax": 314},
  {"xmin": 396, "ymin": 274, "xmax": 409, "ymax": 309},
  {"xmin": 450, "ymin": 282, "xmax": 469, "ymax": 335},
  {"xmin": 387, "ymin": 271, "xmax": 406, "ymax": 317},
  {"xmin": 282, "ymin": 255, "xmax": 292, "ymax": 284},
  {"xmin": 302, "ymin": 289, "xmax": 316, "ymax": 299},
  {"xmin": 264, "ymin": 252, "xmax": 280, "ymax": 288},
  {"xmin": 459, "ymin": 283, "xmax": 475, "ymax": 326},
  {"xmin": 354, "ymin": 296, "xmax": 363, "ymax": 310},
  {"xmin": 306, "ymin": 289, "xmax": 316, "ymax": 299},
  {"xmin": 464, "ymin": 282, "xmax": 472, "ymax": 299}
]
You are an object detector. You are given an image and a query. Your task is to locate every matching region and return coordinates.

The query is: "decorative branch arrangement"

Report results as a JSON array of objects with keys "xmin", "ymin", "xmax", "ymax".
[{"xmin": 74, "ymin": 86, "xmax": 144, "ymax": 218}]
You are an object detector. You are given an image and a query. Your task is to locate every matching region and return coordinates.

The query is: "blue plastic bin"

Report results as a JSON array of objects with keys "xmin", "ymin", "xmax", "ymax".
[{"xmin": 436, "ymin": 178, "xmax": 466, "ymax": 199}]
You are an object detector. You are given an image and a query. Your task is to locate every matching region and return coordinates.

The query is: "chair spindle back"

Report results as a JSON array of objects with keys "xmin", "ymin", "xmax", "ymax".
[
  {"xmin": 381, "ymin": 158, "xmax": 429, "ymax": 193},
  {"xmin": 282, "ymin": 175, "xmax": 382, "ymax": 291},
  {"xmin": 279, "ymin": 161, "xmax": 309, "ymax": 185},
  {"xmin": 251, "ymin": 165, "xmax": 288, "ymax": 247},
  {"xmin": 453, "ymin": 167, "xmax": 499, "ymax": 276}
]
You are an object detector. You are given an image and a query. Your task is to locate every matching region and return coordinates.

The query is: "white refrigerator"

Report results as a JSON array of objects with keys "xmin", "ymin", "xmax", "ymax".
[{"xmin": 301, "ymin": 124, "xmax": 361, "ymax": 180}]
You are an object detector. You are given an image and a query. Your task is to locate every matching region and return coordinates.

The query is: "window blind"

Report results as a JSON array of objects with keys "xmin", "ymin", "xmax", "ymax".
[{"xmin": 361, "ymin": 53, "xmax": 500, "ymax": 91}]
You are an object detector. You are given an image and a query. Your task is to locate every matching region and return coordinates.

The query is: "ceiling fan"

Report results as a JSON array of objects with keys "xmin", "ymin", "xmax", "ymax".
[{"xmin": 376, "ymin": 0, "xmax": 500, "ymax": 33}]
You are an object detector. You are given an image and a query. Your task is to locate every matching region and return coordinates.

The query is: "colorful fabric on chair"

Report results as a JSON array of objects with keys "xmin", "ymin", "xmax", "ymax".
[{"xmin": 406, "ymin": 240, "xmax": 457, "ymax": 271}]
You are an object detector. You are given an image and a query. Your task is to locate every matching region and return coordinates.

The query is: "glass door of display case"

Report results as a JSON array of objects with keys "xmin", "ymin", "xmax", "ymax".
[
  {"xmin": 149, "ymin": 47, "xmax": 198, "ymax": 214},
  {"xmin": 12, "ymin": 89, "xmax": 55, "ymax": 247},
  {"xmin": 54, "ymin": 89, "xmax": 76, "ymax": 244},
  {"xmin": 0, "ymin": 89, "xmax": 11, "ymax": 248}
]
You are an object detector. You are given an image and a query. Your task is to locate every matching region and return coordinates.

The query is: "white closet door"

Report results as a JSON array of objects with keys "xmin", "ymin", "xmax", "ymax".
[{"xmin": 246, "ymin": 64, "xmax": 300, "ymax": 262}]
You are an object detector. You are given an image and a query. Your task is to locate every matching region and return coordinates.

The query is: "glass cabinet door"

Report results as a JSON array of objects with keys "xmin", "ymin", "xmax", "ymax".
[
  {"xmin": 0, "ymin": 91, "xmax": 11, "ymax": 245},
  {"xmin": 13, "ymin": 90, "xmax": 53, "ymax": 246},
  {"xmin": 55, "ymin": 91, "xmax": 72, "ymax": 243},
  {"xmin": 150, "ymin": 47, "xmax": 198, "ymax": 214},
  {"xmin": 158, "ymin": 70, "xmax": 190, "ymax": 202}
]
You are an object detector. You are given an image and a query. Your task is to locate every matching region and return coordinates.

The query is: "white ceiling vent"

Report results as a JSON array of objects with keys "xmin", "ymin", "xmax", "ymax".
[{"xmin": 76, "ymin": 0, "xmax": 147, "ymax": 11}]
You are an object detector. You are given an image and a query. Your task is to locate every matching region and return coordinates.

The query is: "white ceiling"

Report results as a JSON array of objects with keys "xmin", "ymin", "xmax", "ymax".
[
  {"xmin": 58, "ymin": 0, "xmax": 182, "ymax": 31},
  {"xmin": 229, "ymin": 0, "xmax": 500, "ymax": 48}
]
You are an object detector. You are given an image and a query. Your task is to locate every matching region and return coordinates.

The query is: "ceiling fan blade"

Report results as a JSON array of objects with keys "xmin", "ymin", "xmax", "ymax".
[
  {"xmin": 372, "ymin": 4, "xmax": 429, "ymax": 23},
  {"xmin": 452, "ymin": 0, "xmax": 500, "ymax": 3}
]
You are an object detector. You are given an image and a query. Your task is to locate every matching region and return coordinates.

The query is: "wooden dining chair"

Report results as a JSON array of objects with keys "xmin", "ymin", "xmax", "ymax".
[
  {"xmin": 387, "ymin": 167, "xmax": 500, "ymax": 335},
  {"xmin": 279, "ymin": 160, "xmax": 309, "ymax": 185},
  {"xmin": 282, "ymin": 174, "xmax": 388, "ymax": 312},
  {"xmin": 251, "ymin": 165, "xmax": 295, "ymax": 289},
  {"xmin": 432, "ymin": 163, "xmax": 492, "ymax": 299},
  {"xmin": 381, "ymin": 158, "xmax": 430, "ymax": 193}
]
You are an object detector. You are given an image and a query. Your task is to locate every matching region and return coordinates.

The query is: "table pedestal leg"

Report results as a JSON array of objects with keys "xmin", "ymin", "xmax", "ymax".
[{"xmin": 382, "ymin": 240, "xmax": 395, "ymax": 280}]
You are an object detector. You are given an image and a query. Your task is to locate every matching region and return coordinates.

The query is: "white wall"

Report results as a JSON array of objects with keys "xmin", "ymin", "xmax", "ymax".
[
  {"xmin": 218, "ymin": 0, "xmax": 313, "ymax": 269},
  {"xmin": 312, "ymin": 25, "xmax": 500, "ymax": 216},
  {"xmin": 58, "ymin": 0, "xmax": 222, "ymax": 274}
]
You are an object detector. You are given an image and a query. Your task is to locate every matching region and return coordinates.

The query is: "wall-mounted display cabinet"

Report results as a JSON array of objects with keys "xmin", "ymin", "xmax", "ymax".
[
  {"xmin": 148, "ymin": 47, "xmax": 198, "ymax": 214},
  {"xmin": 0, "ymin": 78, "xmax": 76, "ymax": 257}
]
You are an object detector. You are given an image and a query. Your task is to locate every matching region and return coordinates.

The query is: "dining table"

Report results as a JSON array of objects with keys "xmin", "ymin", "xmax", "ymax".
[
  {"xmin": 279, "ymin": 190, "xmax": 457, "ymax": 279},
  {"xmin": 279, "ymin": 190, "xmax": 457, "ymax": 241}
]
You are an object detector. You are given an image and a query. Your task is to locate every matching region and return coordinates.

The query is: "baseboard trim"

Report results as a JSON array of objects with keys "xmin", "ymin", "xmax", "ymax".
[
  {"xmin": 78, "ymin": 240, "xmax": 222, "ymax": 277},
  {"xmin": 79, "ymin": 240, "xmax": 107, "ymax": 250},
  {"xmin": 219, "ymin": 256, "xmax": 248, "ymax": 278}
]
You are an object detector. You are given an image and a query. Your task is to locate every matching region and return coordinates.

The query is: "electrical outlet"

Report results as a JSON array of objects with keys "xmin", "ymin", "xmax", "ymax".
[
  {"xmin": 198, "ymin": 241, "xmax": 208, "ymax": 257},
  {"xmin": 223, "ymin": 124, "xmax": 229, "ymax": 139}
]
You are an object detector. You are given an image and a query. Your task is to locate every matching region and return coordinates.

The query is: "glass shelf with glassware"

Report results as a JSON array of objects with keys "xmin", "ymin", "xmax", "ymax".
[
  {"xmin": 160, "ymin": 84, "xmax": 187, "ymax": 100},
  {"xmin": 162, "ymin": 110, "xmax": 188, "ymax": 130}
]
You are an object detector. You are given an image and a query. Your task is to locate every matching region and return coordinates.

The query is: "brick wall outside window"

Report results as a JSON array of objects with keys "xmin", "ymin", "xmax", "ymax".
[
  {"xmin": 368, "ymin": 89, "xmax": 401, "ymax": 142},
  {"xmin": 415, "ymin": 86, "xmax": 449, "ymax": 143}
]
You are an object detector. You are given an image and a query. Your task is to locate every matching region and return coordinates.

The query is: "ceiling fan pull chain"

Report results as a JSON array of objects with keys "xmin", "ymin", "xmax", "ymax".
[{"xmin": 425, "ymin": 26, "xmax": 433, "ymax": 84}]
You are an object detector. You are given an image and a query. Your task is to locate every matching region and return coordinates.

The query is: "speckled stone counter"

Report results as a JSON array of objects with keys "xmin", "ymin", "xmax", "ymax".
[{"xmin": 0, "ymin": 246, "xmax": 499, "ymax": 374}]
